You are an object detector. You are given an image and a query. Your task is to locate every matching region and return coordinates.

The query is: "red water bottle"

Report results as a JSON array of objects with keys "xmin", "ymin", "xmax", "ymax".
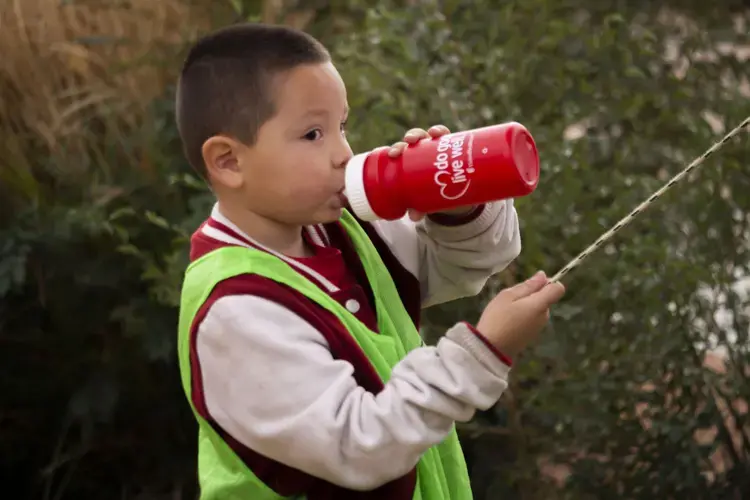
[{"xmin": 345, "ymin": 122, "xmax": 540, "ymax": 221}]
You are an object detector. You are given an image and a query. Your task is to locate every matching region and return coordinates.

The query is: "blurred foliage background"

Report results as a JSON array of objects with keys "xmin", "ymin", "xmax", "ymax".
[{"xmin": 2, "ymin": 0, "xmax": 750, "ymax": 498}]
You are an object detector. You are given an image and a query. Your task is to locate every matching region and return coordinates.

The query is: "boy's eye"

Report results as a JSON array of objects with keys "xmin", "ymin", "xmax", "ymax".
[
  {"xmin": 303, "ymin": 129, "xmax": 322, "ymax": 141},
  {"xmin": 340, "ymin": 120, "xmax": 348, "ymax": 135}
]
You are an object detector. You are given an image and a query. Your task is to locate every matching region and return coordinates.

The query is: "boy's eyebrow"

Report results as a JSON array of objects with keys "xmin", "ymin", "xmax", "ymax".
[
  {"xmin": 301, "ymin": 106, "xmax": 350, "ymax": 119},
  {"xmin": 301, "ymin": 109, "xmax": 329, "ymax": 118}
]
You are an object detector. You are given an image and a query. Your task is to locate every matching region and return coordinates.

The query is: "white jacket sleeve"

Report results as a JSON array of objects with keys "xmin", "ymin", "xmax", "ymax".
[
  {"xmin": 197, "ymin": 295, "xmax": 510, "ymax": 491},
  {"xmin": 367, "ymin": 200, "xmax": 521, "ymax": 308}
]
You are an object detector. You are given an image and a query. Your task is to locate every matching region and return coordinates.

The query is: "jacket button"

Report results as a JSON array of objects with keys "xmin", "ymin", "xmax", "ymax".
[{"xmin": 345, "ymin": 299, "xmax": 361, "ymax": 314}]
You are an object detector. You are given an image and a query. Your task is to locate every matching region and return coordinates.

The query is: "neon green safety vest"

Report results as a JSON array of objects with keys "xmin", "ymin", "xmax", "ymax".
[{"xmin": 177, "ymin": 209, "xmax": 472, "ymax": 499}]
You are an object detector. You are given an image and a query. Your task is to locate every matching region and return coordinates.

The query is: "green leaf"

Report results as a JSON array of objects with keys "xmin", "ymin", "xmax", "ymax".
[{"xmin": 144, "ymin": 210, "xmax": 170, "ymax": 230}]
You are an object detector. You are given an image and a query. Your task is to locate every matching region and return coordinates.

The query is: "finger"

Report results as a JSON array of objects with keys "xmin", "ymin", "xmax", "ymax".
[
  {"xmin": 526, "ymin": 282, "xmax": 566, "ymax": 311},
  {"xmin": 388, "ymin": 141, "xmax": 408, "ymax": 158},
  {"xmin": 503, "ymin": 271, "xmax": 548, "ymax": 300},
  {"xmin": 428, "ymin": 124, "xmax": 450, "ymax": 138},
  {"xmin": 404, "ymin": 128, "xmax": 429, "ymax": 144},
  {"xmin": 408, "ymin": 209, "xmax": 425, "ymax": 221},
  {"xmin": 546, "ymin": 282, "xmax": 566, "ymax": 303}
]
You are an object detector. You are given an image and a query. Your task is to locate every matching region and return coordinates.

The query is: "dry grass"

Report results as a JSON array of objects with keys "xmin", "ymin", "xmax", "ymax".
[
  {"xmin": 0, "ymin": 0, "xmax": 215, "ymax": 201},
  {"xmin": 0, "ymin": 0, "xmax": 323, "ymax": 204}
]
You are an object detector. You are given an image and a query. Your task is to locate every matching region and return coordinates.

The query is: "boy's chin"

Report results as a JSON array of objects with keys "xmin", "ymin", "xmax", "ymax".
[
  {"xmin": 317, "ymin": 207, "xmax": 344, "ymax": 223},
  {"xmin": 297, "ymin": 207, "xmax": 343, "ymax": 226}
]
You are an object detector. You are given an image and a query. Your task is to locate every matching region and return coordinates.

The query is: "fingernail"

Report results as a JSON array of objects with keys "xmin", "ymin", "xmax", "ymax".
[{"xmin": 530, "ymin": 271, "xmax": 547, "ymax": 284}]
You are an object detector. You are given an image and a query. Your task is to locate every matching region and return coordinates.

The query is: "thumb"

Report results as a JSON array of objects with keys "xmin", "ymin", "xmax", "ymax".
[
  {"xmin": 525, "ymin": 281, "xmax": 566, "ymax": 311},
  {"xmin": 504, "ymin": 271, "xmax": 548, "ymax": 300}
]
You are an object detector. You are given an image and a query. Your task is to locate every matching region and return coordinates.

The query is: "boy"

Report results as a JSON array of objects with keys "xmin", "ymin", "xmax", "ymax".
[{"xmin": 175, "ymin": 23, "xmax": 565, "ymax": 500}]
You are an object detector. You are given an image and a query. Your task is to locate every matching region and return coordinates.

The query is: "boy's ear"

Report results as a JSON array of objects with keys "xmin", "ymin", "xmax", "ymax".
[{"xmin": 202, "ymin": 135, "xmax": 245, "ymax": 189}]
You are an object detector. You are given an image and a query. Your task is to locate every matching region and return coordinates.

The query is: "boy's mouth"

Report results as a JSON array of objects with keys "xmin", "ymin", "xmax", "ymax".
[{"xmin": 336, "ymin": 189, "xmax": 348, "ymax": 206}]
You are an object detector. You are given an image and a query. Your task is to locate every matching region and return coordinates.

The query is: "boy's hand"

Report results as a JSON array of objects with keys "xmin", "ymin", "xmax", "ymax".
[
  {"xmin": 475, "ymin": 272, "xmax": 566, "ymax": 358},
  {"xmin": 388, "ymin": 125, "xmax": 477, "ymax": 222}
]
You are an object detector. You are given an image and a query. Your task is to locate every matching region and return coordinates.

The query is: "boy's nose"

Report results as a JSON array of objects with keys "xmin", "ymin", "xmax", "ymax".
[{"xmin": 334, "ymin": 140, "xmax": 353, "ymax": 170}]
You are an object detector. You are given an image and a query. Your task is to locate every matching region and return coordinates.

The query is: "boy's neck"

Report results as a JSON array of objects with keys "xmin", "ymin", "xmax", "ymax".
[{"xmin": 216, "ymin": 202, "xmax": 312, "ymax": 258}]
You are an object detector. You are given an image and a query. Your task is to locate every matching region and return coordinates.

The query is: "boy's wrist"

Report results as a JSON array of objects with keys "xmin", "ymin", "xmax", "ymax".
[
  {"xmin": 462, "ymin": 322, "xmax": 514, "ymax": 366},
  {"xmin": 427, "ymin": 205, "xmax": 485, "ymax": 226}
]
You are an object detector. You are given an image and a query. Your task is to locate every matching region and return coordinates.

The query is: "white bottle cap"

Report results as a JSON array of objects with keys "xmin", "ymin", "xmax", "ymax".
[{"xmin": 344, "ymin": 152, "xmax": 379, "ymax": 221}]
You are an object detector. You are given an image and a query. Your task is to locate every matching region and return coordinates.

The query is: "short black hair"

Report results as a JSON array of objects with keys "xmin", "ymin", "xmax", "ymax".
[{"xmin": 175, "ymin": 23, "xmax": 330, "ymax": 178}]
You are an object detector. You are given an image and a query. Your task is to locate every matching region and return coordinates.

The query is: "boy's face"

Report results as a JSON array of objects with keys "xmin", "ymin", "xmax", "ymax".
[{"xmin": 213, "ymin": 61, "xmax": 353, "ymax": 226}]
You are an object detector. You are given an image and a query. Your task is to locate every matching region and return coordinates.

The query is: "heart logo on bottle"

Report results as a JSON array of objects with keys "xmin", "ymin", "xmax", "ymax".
[{"xmin": 434, "ymin": 170, "xmax": 471, "ymax": 200}]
